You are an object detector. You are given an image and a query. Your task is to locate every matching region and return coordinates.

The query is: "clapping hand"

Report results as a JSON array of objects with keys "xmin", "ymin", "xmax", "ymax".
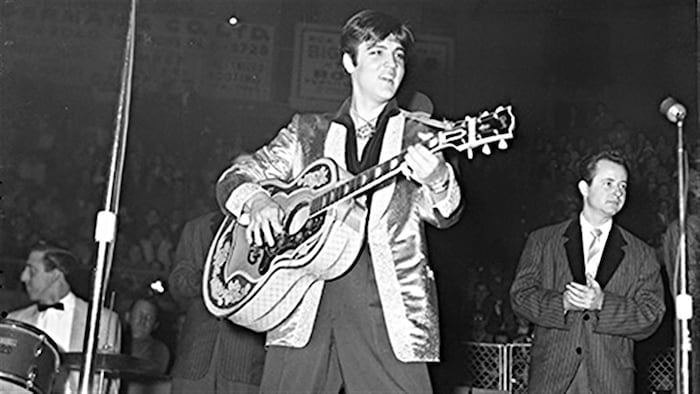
[{"xmin": 563, "ymin": 274, "xmax": 605, "ymax": 312}]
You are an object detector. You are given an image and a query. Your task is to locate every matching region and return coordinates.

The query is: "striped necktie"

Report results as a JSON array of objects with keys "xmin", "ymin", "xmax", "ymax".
[{"xmin": 586, "ymin": 228, "xmax": 603, "ymax": 276}]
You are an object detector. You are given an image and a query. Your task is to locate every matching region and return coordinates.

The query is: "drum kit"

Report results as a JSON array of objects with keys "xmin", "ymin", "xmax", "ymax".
[{"xmin": 0, "ymin": 318, "xmax": 164, "ymax": 394}]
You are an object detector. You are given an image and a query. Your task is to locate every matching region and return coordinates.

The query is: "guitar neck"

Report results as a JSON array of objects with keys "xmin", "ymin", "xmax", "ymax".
[
  {"xmin": 307, "ymin": 104, "xmax": 515, "ymax": 217},
  {"xmin": 309, "ymin": 138, "xmax": 439, "ymax": 217}
]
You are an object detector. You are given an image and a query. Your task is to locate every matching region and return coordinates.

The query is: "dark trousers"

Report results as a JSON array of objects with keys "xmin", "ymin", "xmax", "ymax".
[
  {"xmin": 171, "ymin": 334, "xmax": 259, "ymax": 394},
  {"xmin": 259, "ymin": 247, "xmax": 433, "ymax": 393}
]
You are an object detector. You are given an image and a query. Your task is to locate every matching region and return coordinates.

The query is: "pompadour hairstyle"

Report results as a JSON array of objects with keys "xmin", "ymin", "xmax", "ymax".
[
  {"xmin": 579, "ymin": 150, "xmax": 629, "ymax": 184},
  {"xmin": 340, "ymin": 9, "xmax": 415, "ymax": 64}
]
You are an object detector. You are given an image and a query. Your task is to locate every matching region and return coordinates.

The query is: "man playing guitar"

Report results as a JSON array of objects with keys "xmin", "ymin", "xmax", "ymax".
[{"xmin": 215, "ymin": 9, "xmax": 462, "ymax": 393}]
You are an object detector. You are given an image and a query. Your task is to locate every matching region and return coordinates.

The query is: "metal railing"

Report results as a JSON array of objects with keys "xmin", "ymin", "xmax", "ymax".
[{"xmin": 464, "ymin": 342, "xmax": 675, "ymax": 393}]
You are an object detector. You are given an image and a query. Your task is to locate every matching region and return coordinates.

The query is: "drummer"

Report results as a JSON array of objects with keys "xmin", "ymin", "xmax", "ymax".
[{"xmin": 8, "ymin": 241, "xmax": 122, "ymax": 393}]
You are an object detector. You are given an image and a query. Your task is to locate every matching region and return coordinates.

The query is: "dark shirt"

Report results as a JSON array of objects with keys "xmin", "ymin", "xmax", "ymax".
[{"xmin": 127, "ymin": 336, "xmax": 171, "ymax": 375}]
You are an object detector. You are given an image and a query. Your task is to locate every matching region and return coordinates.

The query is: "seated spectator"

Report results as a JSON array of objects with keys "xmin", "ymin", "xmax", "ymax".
[
  {"xmin": 124, "ymin": 297, "xmax": 171, "ymax": 375},
  {"xmin": 139, "ymin": 225, "xmax": 173, "ymax": 272},
  {"xmin": 122, "ymin": 297, "xmax": 171, "ymax": 394},
  {"xmin": 126, "ymin": 242, "xmax": 146, "ymax": 268},
  {"xmin": 469, "ymin": 312, "xmax": 494, "ymax": 343},
  {"xmin": 470, "ymin": 281, "xmax": 496, "ymax": 317},
  {"xmin": 512, "ymin": 315, "xmax": 534, "ymax": 344}
]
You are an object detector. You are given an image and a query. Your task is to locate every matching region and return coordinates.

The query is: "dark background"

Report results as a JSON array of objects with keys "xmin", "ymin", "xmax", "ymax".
[{"xmin": 0, "ymin": 0, "xmax": 697, "ymax": 392}]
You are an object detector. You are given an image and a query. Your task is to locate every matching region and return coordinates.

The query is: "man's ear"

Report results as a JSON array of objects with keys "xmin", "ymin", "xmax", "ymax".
[
  {"xmin": 51, "ymin": 268, "xmax": 65, "ymax": 282},
  {"xmin": 577, "ymin": 180, "xmax": 588, "ymax": 197},
  {"xmin": 342, "ymin": 53, "xmax": 356, "ymax": 74}
]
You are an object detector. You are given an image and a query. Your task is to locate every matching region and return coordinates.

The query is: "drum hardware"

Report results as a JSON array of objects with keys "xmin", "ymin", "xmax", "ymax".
[
  {"xmin": 34, "ymin": 337, "xmax": 46, "ymax": 357},
  {"xmin": 61, "ymin": 353, "xmax": 163, "ymax": 379},
  {"xmin": 0, "ymin": 318, "xmax": 61, "ymax": 394},
  {"xmin": 26, "ymin": 365, "xmax": 38, "ymax": 389}
]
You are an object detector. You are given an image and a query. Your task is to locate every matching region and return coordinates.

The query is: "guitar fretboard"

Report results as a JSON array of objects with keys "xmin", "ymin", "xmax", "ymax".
[{"xmin": 308, "ymin": 138, "xmax": 436, "ymax": 216}]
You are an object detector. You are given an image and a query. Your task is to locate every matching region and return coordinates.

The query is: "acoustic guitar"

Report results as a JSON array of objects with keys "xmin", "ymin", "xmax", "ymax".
[{"xmin": 203, "ymin": 105, "xmax": 516, "ymax": 332}]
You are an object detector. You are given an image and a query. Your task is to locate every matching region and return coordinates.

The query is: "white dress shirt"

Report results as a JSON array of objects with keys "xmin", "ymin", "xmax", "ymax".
[
  {"xmin": 580, "ymin": 214, "xmax": 613, "ymax": 278},
  {"xmin": 36, "ymin": 291, "xmax": 77, "ymax": 352}
]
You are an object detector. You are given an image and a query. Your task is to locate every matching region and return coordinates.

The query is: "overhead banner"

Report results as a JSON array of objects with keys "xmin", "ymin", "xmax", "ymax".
[
  {"xmin": 290, "ymin": 23, "xmax": 454, "ymax": 111},
  {"xmin": 0, "ymin": 3, "xmax": 275, "ymax": 101}
]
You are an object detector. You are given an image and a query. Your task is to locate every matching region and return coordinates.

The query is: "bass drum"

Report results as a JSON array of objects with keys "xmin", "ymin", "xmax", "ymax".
[{"xmin": 0, "ymin": 319, "xmax": 60, "ymax": 394}]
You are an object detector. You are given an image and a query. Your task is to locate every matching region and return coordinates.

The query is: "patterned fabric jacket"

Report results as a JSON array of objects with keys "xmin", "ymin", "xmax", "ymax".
[{"xmin": 216, "ymin": 99, "xmax": 462, "ymax": 362}]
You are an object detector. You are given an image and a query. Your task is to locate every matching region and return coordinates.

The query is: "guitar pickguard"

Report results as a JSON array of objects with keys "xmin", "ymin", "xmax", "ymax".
[
  {"xmin": 248, "ymin": 212, "xmax": 327, "ymax": 275},
  {"xmin": 205, "ymin": 159, "xmax": 342, "ymax": 314}
]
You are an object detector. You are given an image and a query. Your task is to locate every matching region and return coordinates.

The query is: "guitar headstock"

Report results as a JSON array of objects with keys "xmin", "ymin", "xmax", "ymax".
[{"xmin": 423, "ymin": 105, "xmax": 516, "ymax": 159}]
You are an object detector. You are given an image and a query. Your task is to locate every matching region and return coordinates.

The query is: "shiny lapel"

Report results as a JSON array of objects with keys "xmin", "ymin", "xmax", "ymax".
[
  {"xmin": 323, "ymin": 111, "xmax": 403, "ymax": 230},
  {"xmin": 564, "ymin": 218, "xmax": 586, "ymax": 285},
  {"xmin": 324, "ymin": 121, "xmax": 347, "ymax": 171},
  {"xmin": 595, "ymin": 224, "xmax": 626, "ymax": 289},
  {"xmin": 367, "ymin": 112, "xmax": 403, "ymax": 230}
]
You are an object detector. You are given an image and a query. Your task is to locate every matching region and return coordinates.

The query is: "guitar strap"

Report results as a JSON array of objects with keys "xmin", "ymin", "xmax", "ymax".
[
  {"xmin": 403, "ymin": 110, "xmax": 450, "ymax": 129},
  {"xmin": 403, "ymin": 110, "xmax": 434, "ymax": 124}
]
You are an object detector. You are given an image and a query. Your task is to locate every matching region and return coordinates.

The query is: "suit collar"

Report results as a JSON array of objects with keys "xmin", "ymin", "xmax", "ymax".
[
  {"xmin": 564, "ymin": 217, "xmax": 626, "ymax": 288},
  {"xmin": 564, "ymin": 218, "xmax": 585, "ymax": 284},
  {"xmin": 325, "ymin": 103, "xmax": 405, "ymax": 231},
  {"xmin": 595, "ymin": 224, "xmax": 626, "ymax": 288},
  {"xmin": 367, "ymin": 111, "xmax": 404, "ymax": 230},
  {"xmin": 331, "ymin": 97, "xmax": 400, "ymax": 128}
]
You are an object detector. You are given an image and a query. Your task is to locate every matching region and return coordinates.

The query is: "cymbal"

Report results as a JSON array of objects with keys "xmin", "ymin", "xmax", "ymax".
[{"xmin": 60, "ymin": 352, "xmax": 165, "ymax": 379}]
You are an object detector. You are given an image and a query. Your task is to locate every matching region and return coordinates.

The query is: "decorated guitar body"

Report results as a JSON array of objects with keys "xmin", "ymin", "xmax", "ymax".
[
  {"xmin": 204, "ymin": 158, "xmax": 367, "ymax": 332},
  {"xmin": 204, "ymin": 105, "xmax": 516, "ymax": 332}
]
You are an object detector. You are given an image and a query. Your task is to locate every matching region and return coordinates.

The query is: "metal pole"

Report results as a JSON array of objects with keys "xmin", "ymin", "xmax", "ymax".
[
  {"xmin": 78, "ymin": 0, "xmax": 137, "ymax": 392},
  {"xmin": 674, "ymin": 119, "xmax": 692, "ymax": 394}
]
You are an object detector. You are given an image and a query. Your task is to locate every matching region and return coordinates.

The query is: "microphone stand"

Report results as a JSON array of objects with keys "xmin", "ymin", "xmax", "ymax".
[
  {"xmin": 673, "ymin": 117, "xmax": 692, "ymax": 394},
  {"xmin": 78, "ymin": 0, "xmax": 137, "ymax": 392}
]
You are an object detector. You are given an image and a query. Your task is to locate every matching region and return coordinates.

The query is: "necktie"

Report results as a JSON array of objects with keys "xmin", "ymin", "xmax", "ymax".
[
  {"xmin": 37, "ymin": 302, "xmax": 64, "ymax": 312},
  {"xmin": 586, "ymin": 228, "xmax": 603, "ymax": 274}
]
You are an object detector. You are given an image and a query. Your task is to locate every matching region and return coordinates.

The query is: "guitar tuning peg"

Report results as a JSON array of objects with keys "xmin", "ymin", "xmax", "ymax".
[
  {"xmin": 467, "ymin": 148, "xmax": 474, "ymax": 160},
  {"xmin": 498, "ymin": 140, "xmax": 508, "ymax": 150},
  {"xmin": 481, "ymin": 144, "xmax": 491, "ymax": 155}
]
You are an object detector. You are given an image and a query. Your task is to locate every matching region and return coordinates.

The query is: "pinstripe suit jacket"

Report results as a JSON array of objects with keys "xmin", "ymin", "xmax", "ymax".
[
  {"xmin": 168, "ymin": 211, "xmax": 266, "ymax": 383},
  {"xmin": 510, "ymin": 218, "xmax": 665, "ymax": 394}
]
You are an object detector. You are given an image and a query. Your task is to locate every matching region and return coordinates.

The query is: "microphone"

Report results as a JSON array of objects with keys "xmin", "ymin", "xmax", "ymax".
[{"xmin": 659, "ymin": 96, "xmax": 687, "ymax": 123}]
